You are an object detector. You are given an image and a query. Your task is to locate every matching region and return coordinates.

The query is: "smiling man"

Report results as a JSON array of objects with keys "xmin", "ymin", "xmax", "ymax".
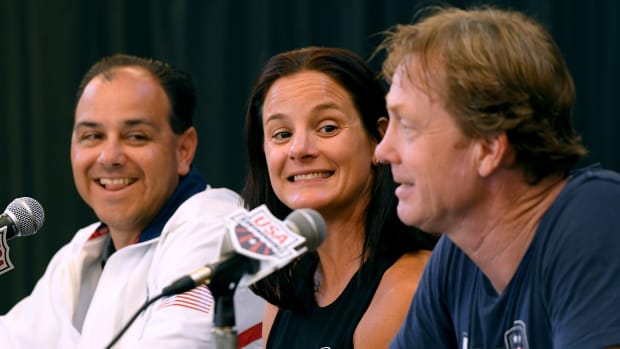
[
  {"xmin": 0, "ymin": 54, "xmax": 264, "ymax": 348},
  {"xmin": 375, "ymin": 6, "xmax": 620, "ymax": 349}
]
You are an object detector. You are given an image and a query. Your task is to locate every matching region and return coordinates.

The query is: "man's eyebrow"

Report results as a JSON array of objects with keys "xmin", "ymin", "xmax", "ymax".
[
  {"xmin": 73, "ymin": 118, "xmax": 160, "ymax": 130},
  {"xmin": 73, "ymin": 121, "xmax": 100, "ymax": 130},
  {"xmin": 123, "ymin": 118, "xmax": 159, "ymax": 129}
]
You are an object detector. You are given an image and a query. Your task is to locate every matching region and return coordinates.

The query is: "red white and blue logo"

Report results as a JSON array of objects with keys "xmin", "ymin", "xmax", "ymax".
[
  {"xmin": 224, "ymin": 205, "xmax": 307, "ymax": 287},
  {"xmin": 225, "ymin": 205, "xmax": 305, "ymax": 261},
  {"xmin": 234, "ymin": 223, "xmax": 275, "ymax": 257}
]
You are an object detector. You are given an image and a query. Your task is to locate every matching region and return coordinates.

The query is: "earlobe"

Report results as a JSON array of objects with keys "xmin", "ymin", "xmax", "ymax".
[
  {"xmin": 478, "ymin": 133, "xmax": 512, "ymax": 177},
  {"xmin": 371, "ymin": 117, "xmax": 389, "ymax": 167},
  {"xmin": 177, "ymin": 127, "xmax": 198, "ymax": 175}
]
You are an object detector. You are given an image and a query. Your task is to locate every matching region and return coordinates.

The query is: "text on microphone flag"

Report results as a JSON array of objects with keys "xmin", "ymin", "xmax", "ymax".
[{"xmin": 225, "ymin": 205, "xmax": 306, "ymax": 261}]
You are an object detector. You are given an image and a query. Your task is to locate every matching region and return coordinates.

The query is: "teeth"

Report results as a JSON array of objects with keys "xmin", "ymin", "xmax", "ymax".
[
  {"xmin": 99, "ymin": 178, "xmax": 133, "ymax": 186},
  {"xmin": 293, "ymin": 172, "xmax": 331, "ymax": 181}
]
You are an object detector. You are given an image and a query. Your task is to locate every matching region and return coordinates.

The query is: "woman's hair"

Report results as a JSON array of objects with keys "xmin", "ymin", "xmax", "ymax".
[
  {"xmin": 379, "ymin": 6, "xmax": 586, "ymax": 184},
  {"xmin": 241, "ymin": 46, "xmax": 435, "ymax": 311}
]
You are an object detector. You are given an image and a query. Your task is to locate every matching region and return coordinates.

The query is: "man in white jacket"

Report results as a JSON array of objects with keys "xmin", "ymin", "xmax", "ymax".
[{"xmin": 0, "ymin": 54, "xmax": 264, "ymax": 348}]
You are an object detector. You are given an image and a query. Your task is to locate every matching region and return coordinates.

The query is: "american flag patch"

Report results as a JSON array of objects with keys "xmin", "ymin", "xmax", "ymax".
[{"xmin": 157, "ymin": 284, "xmax": 214, "ymax": 314}]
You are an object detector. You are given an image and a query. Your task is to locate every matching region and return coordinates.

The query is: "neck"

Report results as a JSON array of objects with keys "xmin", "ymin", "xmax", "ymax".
[
  {"xmin": 450, "ymin": 172, "xmax": 567, "ymax": 293},
  {"xmin": 313, "ymin": 214, "xmax": 366, "ymax": 306},
  {"xmin": 109, "ymin": 229, "xmax": 141, "ymax": 250}
]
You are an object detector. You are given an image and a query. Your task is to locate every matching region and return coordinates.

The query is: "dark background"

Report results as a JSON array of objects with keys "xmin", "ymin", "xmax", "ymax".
[{"xmin": 1, "ymin": 0, "xmax": 618, "ymax": 313}]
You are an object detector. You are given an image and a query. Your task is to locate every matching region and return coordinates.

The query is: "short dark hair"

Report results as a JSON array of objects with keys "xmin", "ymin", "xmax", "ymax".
[{"xmin": 75, "ymin": 53, "xmax": 196, "ymax": 134}]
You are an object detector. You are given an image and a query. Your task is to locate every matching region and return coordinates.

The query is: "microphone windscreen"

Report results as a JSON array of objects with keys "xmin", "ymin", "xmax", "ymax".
[
  {"xmin": 285, "ymin": 208, "xmax": 326, "ymax": 251},
  {"xmin": 5, "ymin": 197, "xmax": 45, "ymax": 237}
]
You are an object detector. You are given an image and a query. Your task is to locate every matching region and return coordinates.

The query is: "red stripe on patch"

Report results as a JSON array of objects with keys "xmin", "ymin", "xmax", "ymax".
[{"xmin": 157, "ymin": 284, "xmax": 213, "ymax": 314}]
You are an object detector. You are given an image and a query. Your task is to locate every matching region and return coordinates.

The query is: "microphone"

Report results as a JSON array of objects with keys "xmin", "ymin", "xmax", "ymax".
[
  {"xmin": 0, "ymin": 197, "xmax": 45, "ymax": 240},
  {"xmin": 104, "ymin": 205, "xmax": 326, "ymax": 349},
  {"xmin": 162, "ymin": 205, "xmax": 326, "ymax": 297}
]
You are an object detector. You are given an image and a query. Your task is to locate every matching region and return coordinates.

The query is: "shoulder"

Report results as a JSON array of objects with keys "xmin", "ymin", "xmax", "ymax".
[
  {"xmin": 200, "ymin": 186, "xmax": 244, "ymax": 204},
  {"xmin": 262, "ymin": 302, "xmax": 279, "ymax": 345},
  {"xmin": 561, "ymin": 166, "xmax": 620, "ymax": 204},
  {"xmin": 34, "ymin": 222, "xmax": 103, "ymax": 276},
  {"xmin": 367, "ymin": 251, "xmax": 433, "ymax": 316},
  {"xmin": 378, "ymin": 250, "xmax": 432, "ymax": 297},
  {"xmin": 180, "ymin": 187, "xmax": 243, "ymax": 213},
  {"xmin": 354, "ymin": 251, "xmax": 432, "ymax": 348},
  {"xmin": 159, "ymin": 188, "xmax": 243, "ymax": 246},
  {"xmin": 541, "ymin": 167, "xmax": 620, "ymax": 244},
  {"xmin": 168, "ymin": 187, "xmax": 244, "ymax": 227},
  {"xmin": 67, "ymin": 221, "xmax": 103, "ymax": 247}
]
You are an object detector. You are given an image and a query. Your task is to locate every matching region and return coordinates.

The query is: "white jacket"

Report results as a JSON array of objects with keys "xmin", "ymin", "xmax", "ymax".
[{"xmin": 0, "ymin": 188, "xmax": 264, "ymax": 348}]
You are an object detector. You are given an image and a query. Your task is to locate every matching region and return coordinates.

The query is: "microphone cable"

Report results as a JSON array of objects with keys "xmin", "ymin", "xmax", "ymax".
[{"xmin": 104, "ymin": 278, "xmax": 197, "ymax": 349}]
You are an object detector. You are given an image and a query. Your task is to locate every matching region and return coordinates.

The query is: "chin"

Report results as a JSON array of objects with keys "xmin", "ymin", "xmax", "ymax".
[
  {"xmin": 286, "ymin": 198, "xmax": 325, "ymax": 211},
  {"xmin": 397, "ymin": 205, "xmax": 420, "ymax": 227}
]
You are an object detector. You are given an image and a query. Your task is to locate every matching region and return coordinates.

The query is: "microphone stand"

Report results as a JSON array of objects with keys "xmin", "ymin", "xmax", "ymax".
[
  {"xmin": 213, "ymin": 294, "xmax": 237, "ymax": 349},
  {"xmin": 208, "ymin": 255, "xmax": 260, "ymax": 349}
]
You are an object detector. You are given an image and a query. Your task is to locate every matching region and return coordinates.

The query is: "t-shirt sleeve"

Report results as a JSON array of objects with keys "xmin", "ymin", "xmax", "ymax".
[
  {"xmin": 543, "ymin": 172, "xmax": 620, "ymax": 349},
  {"xmin": 390, "ymin": 236, "xmax": 457, "ymax": 349}
]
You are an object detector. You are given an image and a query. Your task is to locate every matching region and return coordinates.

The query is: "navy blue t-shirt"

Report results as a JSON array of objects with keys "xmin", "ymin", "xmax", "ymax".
[{"xmin": 391, "ymin": 165, "xmax": 620, "ymax": 349}]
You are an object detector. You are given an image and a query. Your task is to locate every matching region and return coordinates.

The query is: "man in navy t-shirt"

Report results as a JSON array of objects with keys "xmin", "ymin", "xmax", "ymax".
[{"xmin": 374, "ymin": 5, "xmax": 620, "ymax": 349}]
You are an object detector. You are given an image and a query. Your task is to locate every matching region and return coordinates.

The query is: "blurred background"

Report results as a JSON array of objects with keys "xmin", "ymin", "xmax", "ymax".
[{"xmin": 1, "ymin": 0, "xmax": 618, "ymax": 312}]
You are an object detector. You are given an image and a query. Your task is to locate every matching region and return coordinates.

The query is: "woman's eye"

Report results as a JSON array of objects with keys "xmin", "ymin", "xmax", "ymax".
[
  {"xmin": 273, "ymin": 131, "xmax": 291, "ymax": 140},
  {"xmin": 319, "ymin": 124, "xmax": 338, "ymax": 134}
]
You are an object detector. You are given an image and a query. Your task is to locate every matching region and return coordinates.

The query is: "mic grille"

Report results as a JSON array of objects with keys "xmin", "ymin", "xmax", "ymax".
[
  {"xmin": 285, "ymin": 208, "xmax": 326, "ymax": 251},
  {"xmin": 5, "ymin": 197, "xmax": 45, "ymax": 237}
]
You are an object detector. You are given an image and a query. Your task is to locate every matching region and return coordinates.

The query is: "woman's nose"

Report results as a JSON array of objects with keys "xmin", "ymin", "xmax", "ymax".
[{"xmin": 288, "ymin": 131, "xmax": 317, "ymax": 160}]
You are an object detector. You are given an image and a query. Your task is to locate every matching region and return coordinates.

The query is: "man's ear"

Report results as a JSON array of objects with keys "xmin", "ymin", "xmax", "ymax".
[
  {"xmin": 477, "ymin": 132, "xmax": 514, "ymax": 177},
  {"xmin": 371, "ymin": 117, "xmax": 389, "ymax": 166},
  {"xmin": 177, "ymin": 126, "xmax": 198, "ymax": 176},
  {"xmin": 377, "ymin": 116, "xmax": 388, "ymax": 138}
]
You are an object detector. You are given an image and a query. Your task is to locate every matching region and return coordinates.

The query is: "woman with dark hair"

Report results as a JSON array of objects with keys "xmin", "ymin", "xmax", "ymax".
[{"xmin": 241, "ymin": 46, "xmax": 436, "ymax": 349}]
